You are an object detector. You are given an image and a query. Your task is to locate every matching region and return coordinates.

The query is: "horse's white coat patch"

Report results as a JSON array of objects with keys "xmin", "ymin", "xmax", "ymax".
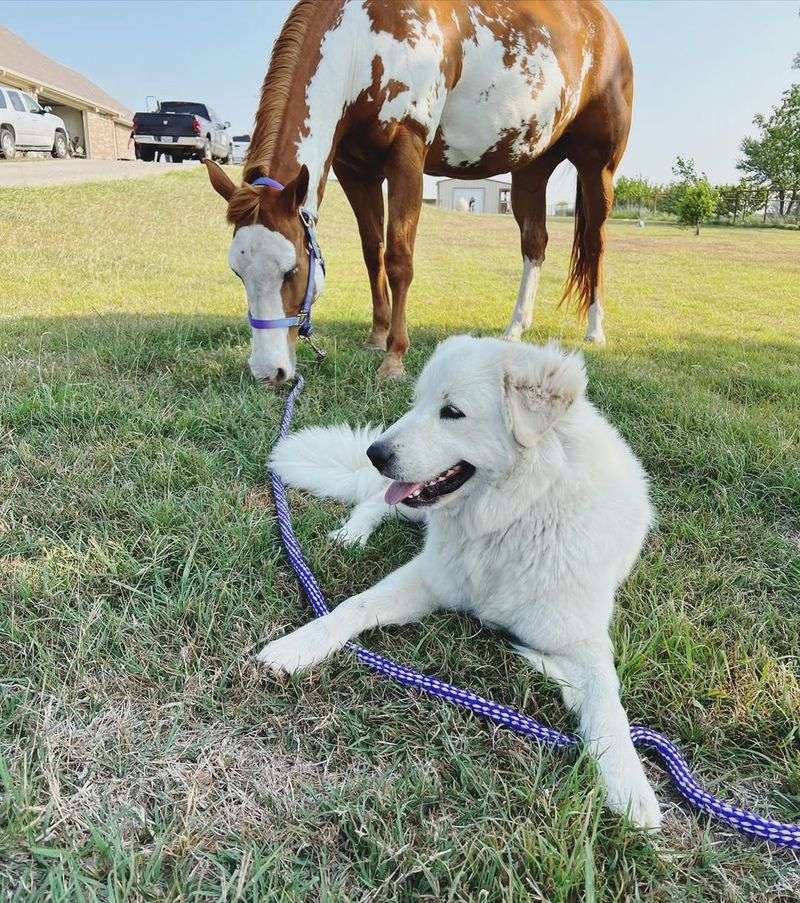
[
  {"xmin": 297, "ymin": 0, "xmax": 446, "ymax": 210},
  {"xmin": 438, "ymin": 21, "xmax": 566, "ymax": 167},
  {"xmin": 229, "ymin": 225, "xmax": 298, "ymax": 379}
]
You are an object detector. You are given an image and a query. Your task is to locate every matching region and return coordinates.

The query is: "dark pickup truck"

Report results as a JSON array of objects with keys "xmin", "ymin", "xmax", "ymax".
[{"xmin": 133, "ymin": 101, "xmax": 232, "ymax": 163}]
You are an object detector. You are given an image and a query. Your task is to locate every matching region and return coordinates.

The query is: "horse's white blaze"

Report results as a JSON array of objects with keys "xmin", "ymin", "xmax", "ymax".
[
  {"xmin": 438, "ymin": 21, "xmax": 565, "ymax": 167},
  {"xmin": 298, "ymin": 0, "xmax": 446, "ymax": 210},
  {"xmin": 229, "ymin": 225, "xmax": 297, "ymax": 380},
  {"xmin": 504, "ymin": 256, "xmax": 542, "ymax": 340}
]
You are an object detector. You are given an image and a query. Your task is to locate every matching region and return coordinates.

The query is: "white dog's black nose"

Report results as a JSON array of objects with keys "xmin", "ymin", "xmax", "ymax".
[{"xmin": 366, "ymin": 441, "xmax": 393, "ymax": 474}]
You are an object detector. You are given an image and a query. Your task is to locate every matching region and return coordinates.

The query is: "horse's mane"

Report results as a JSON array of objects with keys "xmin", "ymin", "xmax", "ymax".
[{"xmin": 243, "ymin": 0, "xmax": 319, "ymax": 183}]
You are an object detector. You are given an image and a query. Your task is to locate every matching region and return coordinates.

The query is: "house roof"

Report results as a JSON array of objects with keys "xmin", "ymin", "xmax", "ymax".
[{"xmin": 0, "ymin": 26, "xmax": 133, "ymax": 122}]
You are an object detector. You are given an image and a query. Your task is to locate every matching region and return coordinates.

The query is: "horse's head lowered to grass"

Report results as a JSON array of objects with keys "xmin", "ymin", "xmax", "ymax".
[{"xmin": 205, "ymin": 160, "xmax": 323, "ymax": 384}]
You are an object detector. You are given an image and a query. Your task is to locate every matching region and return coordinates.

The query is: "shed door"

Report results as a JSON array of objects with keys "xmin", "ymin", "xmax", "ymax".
[{"xmin": 453, "ymin": 187, "xmax": 485, "ymax": 213}]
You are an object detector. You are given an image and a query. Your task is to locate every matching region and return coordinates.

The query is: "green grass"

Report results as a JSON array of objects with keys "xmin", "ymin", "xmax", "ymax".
[{"xmin": 1, "ymin": 168, "xmax": 799, "ymax": 900}]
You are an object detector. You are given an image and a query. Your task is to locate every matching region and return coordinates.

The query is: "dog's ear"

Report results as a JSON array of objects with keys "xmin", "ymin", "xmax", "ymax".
[{"xmin": 502, "ymin": 342, "xmax": 587, "ymax": 447}]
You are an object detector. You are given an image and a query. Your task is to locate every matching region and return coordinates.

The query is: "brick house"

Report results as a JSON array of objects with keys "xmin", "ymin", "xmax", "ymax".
[{"xmin": 0, "ymin": 26, "xmax": 133, "ymax": 159}]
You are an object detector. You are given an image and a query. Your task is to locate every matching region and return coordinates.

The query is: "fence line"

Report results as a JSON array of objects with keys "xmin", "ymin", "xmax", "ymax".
[{"xmin": 614, "ymin": 184, "xmax": 799, "ymax": 226}]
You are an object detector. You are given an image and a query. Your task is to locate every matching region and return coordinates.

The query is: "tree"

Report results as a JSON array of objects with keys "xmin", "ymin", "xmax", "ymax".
[
  {"xmin": 614, "ymin": 175, "xmax": 653, "ymax": 217},
  {"xmin": 669, "ymin": 157, "xmax": 717, "ymax": 234},
  {"xmin": 714, "ymin": 180, "xmax": 762, "ymax": 224},
  {"xmin": 678, "ymin": 180, "xmax": 719, "ymax": 234},
  {"xmin": 672, "ymin": 156, "xmax": 699, "ymax": 183},
  {"xmin": 737, "ymin": 84, "xmax": 800, "ymax": 218},
  {"xmin": 614, "ymin": 175, "xmax": 637, "ymax": 208},
  {"xmin": 655, "ymin": 181, "xmax": 683, "ymax": 216}
]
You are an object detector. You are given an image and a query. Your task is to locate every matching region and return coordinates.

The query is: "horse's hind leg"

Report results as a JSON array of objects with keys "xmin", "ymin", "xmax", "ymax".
[
  {"xmin": 333, "ymin": 160, "xmax": 391, "ymax": 351},
  {"xmin": 504, "ymin": 149, "xmax": 564, "ymax": 341},
  {"xmin": 573, "ymin": 164, "xmax": 616, "ymax": 344}
]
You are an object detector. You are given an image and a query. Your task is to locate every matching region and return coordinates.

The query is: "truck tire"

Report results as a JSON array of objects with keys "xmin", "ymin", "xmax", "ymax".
[
  {"xmin": 51, "ymin": 131, "xmax": 68, "ymax": 159},
  {"xmin": 138, "ymin": 146, "xmax": 156, "ymax": 162},
  {"xmin": 0, "ymin": 127, "xmax": 15, "ymax": 160}
]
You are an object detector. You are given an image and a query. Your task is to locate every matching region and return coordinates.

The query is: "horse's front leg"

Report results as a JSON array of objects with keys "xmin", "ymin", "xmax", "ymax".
[
  {"xmin": 380, "ymin": 130, "xmax": 425, "ymax": 380},
  {"xmin": 333, "ymin": 160, "xmax": 390, "ymax": 351}
]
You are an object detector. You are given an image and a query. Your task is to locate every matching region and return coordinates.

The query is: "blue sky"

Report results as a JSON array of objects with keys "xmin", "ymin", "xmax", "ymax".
[{"xmin": 3, "ymin": 0, "xmax": 797, "ymax": 199}]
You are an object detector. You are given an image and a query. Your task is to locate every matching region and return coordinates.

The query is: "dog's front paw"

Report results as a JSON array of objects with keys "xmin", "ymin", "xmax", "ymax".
[
  {"xmin": 605, "ymin": 771, "xmax": 662, "ymax": 830},
  {"xmin": 255, "ymin": 621, "xmax": 337, "ymax": 674},
  {"xmin": 328, "ymin": 523, "xmax": 369, "ymax": 547}
]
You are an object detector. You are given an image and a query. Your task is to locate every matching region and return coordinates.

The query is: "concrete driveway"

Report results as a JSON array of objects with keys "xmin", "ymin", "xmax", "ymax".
[{"xmin": 0, "ymin": 158, "xmax": 194, "ymax": 188}]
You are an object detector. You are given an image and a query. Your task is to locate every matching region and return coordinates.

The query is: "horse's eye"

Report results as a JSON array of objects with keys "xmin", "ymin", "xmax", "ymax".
[
  {"xmin": 283, "ymin": 265, "xmax": 298, "ymax": 282},
  {"xmin": 440, "ymin": 404, "xmax": 465, "ymax": 420}
]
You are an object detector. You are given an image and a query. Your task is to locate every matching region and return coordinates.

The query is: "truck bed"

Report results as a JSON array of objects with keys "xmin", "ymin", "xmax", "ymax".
[{"xmin": 133, "ymin": 112, "xmax": 197, "ymax": 138}]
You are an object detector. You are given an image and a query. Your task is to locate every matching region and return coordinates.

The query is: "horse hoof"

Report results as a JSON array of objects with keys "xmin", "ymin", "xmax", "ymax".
[
  {"xmin": 364, "ymin": 331, "xmax": 388, "ymax": 351},
  {"xmin": 377, "ymin": 356, "xmax": 407, "ymax": 380},
  {"xmin": 584, "ymin": 331, "xmax": 607, "ymax": 346}
]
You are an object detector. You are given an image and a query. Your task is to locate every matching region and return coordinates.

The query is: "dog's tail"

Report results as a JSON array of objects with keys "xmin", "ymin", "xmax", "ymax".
[{"xmin": 269, "ymin": 423, "xmax": 388, "ymax": 504}]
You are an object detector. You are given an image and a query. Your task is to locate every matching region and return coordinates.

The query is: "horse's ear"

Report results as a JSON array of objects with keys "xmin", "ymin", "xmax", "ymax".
[
  {"xmin": 204, "ymin": 159, "xmax": 236, "ymax": 201},
  {"xmin": 282, "ymin": 165, "xmax": 309, "ymax": 211}
]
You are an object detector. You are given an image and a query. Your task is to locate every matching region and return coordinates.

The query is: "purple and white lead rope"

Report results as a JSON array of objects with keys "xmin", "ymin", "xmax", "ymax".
[{"xmin": 268, "ymin": 376, "xmax": 800, "ymax": 849}]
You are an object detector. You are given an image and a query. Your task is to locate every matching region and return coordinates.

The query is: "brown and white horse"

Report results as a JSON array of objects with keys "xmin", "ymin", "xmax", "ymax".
[{"xmin": 205, "ymin": 0, "xmax": 633, "ymax": 382}]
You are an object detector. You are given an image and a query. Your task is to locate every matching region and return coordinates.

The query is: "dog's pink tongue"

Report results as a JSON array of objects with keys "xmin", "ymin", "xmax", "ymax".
[{"xmin": 385, "ymin": 480, "xmax": 424, "ymax": 506}]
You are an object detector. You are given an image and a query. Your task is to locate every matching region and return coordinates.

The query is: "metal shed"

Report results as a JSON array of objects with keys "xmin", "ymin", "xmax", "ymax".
[{"xmin": 436, "ymin": 177, "xmax": 512, "ymax": 214}]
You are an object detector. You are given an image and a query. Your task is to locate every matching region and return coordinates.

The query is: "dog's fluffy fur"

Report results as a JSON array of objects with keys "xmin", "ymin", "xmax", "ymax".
[{"xmin": 261, "ymin": 336, "xmax": 661, "ymax": 828}]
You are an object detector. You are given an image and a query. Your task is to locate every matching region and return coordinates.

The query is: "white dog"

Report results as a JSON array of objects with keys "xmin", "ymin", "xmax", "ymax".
[{"xmin": 261, "ymin": 336, "xmax": 661, "ymax": 829}]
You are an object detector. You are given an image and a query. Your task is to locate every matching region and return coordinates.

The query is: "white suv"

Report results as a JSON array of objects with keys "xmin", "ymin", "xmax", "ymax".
[{"xmin": 0, "ymin": 84, "xmax": 69, "ymax": 159}]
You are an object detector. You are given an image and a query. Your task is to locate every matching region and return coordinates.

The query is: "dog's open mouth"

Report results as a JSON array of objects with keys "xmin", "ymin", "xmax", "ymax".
[{"xmin": 384, "ymin": 462, "xmax": 476, "ymax": 508}]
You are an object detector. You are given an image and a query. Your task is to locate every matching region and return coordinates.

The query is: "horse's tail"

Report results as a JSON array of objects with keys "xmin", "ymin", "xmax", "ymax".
[{"xmin": 561, "ymin": 179, "xmax": 598, "ymax": 320}]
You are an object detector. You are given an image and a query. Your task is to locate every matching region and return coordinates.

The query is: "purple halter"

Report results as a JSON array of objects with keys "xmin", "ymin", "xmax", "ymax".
[{"xmin": 248, "ymin": 176, "xmax": 325, "ymax": 340}]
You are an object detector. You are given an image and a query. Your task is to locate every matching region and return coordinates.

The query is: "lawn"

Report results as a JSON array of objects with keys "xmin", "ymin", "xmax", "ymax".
[{"xmin": 1, "ymin": 168, "xmax": 799, "ymax": 901}]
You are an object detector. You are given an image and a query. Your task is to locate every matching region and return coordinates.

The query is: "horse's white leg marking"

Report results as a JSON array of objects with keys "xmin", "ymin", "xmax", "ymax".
[
  {"xmin": 504, "ymin": 256, "xmax": 542, "ymax": 341},
  {"xmin": 584, "ymin": 293, "xmax": 606, "ymax": 345}
]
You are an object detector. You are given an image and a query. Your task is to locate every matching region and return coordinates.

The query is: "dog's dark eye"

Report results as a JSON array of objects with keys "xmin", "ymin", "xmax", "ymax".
[
  {"xmin": 440, "ymin": 403, "xmax": 465, "ymax": 420},
  {"xmin": 283, "ymin": 265, "xmax": 298, "ymax": 282}
]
